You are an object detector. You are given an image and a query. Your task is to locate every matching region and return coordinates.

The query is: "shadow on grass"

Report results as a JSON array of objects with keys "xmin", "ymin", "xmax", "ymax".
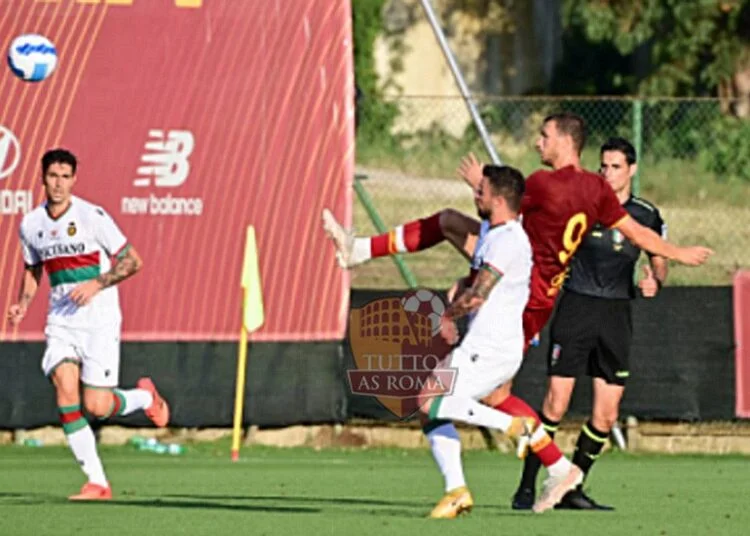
[
  {"xmin": 0, "ymin": 491, "xmax": 69, "ymax": 506},
  {"xmin": 161, "ymin": 493, "xmax": 516, "ymax": 517},
  {"xmin": 89, "ymin": 498, "xmax": 320, "ymax": 514},
  {"xmin": 0, "ymin": 492, "xmax": 319, "ymax": 514},
  {"xmin": 0, "ymin": 491, "xmax": 521, "ymax": 517},
  {"xmin": 165, "ymin": 493, "xmax": 425, "ymax": 508}
]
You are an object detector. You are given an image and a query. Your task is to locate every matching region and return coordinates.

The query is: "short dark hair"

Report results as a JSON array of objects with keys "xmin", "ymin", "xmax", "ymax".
[
  {"xmin": 600, "ymin": 136, "xmax": 637, "ymax": 165},
  {"xmin": 41, "ymin": 148, "xmax": 77, "ymax": 176},
  {"xmin": 544, "ymin": 111, "xmax": 587, "ymax": 154},
  {"xmin": 482, "ymin": 165, "xmax": 525, "ymax": 213}
]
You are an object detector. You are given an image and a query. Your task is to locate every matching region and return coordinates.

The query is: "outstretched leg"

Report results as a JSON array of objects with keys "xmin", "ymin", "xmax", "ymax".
[{"xmin": 322, "ymin": 208, "xmax": 481, "ymax": 268}]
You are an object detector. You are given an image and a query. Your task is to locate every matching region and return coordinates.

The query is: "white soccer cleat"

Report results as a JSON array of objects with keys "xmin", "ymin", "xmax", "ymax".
[
  {"xmin": 322, "ymin": 208, "xmax": 356, "ymax": 269},
  {"xmin": 533, "ymin": 465, "xmax": 584, "ymax": 513}
]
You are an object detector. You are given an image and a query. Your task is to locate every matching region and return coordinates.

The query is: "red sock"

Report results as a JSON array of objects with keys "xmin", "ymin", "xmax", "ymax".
[
  {"xmin": 496, "ymin": 395, "xmax": 563, "ymax": 466},
  {"xmin": 370, "ymin": 213, "xmax": 444, "ymax": 258},
  {"xmin": 531, "ymin": 436, "xmax": 564, "ymax": 466},
  {"xmin": 494, "ymin": 395, "xmax": 541, "ymax": 425}
]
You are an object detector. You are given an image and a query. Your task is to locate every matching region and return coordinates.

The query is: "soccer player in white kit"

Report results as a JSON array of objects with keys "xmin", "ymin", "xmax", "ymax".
[
  {"xmin": 7, "ymin": 149, "xmax": 170, "ymax": 501},
  {"xmin": 417, "ymin": 165, "xmax": 582, "ymax": 517}
]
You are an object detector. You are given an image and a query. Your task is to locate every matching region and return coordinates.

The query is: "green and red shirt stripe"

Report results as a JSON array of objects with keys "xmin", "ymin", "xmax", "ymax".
[{"xmin": 44, "ymin": 251, "xmax": 101, "ymax": 286}]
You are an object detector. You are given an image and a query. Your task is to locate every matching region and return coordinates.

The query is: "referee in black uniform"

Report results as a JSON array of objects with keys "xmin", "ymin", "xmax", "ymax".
[{"xmin": 512, "ymin": 137, "xmax": 668, "ymax": 510}]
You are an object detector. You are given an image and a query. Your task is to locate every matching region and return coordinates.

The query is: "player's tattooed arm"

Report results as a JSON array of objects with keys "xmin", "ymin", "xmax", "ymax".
[
  {"xmin": 8, "ymin": 264, "xmax": 43, "ymax": 325},
  {"xmin": 96, "ymin": 245, "xmax": 143, "ymax": 289},
  {"xmin": 20, "ymin": 264, "xmax": 43, "ymax": 305},
  {"xmin": 444, "ymin": 264, "xmax": 501, "ymax": 320},
  {"xmin": 70, "ymin": 246, "xmax": 143, "ymax": 307}
]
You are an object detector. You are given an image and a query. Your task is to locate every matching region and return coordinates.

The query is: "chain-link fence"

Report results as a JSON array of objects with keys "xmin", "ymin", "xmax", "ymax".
[{"xmin": 353, "ymin": 97, "xmax": 749, "ymax": 289}]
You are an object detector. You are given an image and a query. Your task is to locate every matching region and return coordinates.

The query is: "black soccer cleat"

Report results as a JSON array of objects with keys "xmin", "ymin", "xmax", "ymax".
[
  {"xmin": 554, "ymin": 488, "xmax": 614, "ymax": 511},
  {"xmin": 511, "ymin": 486, "xmax": 535, "ymax": 510}
]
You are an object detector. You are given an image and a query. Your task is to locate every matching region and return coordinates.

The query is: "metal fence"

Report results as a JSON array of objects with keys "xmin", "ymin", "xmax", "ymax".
[{"xmin": 352, "ymin": 96, "xmax": 749, "ymax": 289}]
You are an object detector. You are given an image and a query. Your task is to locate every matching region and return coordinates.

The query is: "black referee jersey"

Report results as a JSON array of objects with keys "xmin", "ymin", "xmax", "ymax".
[{"xmin": 564, "ymin": 195, "xmax": 666, "ymax": 300}]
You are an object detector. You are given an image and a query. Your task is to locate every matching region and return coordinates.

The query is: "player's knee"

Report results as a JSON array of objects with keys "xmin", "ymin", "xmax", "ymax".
[
  {"xmin": 591, "ymin": 409, "xmax": 618, "ymax": 433},
  {"xmin": 83, "ymin": 392, "xmax": 112, "ymax": 418},
  {"xmin": 438, "ymin": 208, "xmax": 461, "ymax": 234},
  {"xmin": 542, "ymin": 394, "xmax": 568, "ymax": 422},
  {"xmin": 481, "ymin": 382, "xmax": 512, "ymax": 407},
  {"xmin": 54, "ymin": 385, "xmax": 79, "ymax": 407},
  {"xmin": 51, "ymin": 373, "xmax": 79, "ymax": 405}
]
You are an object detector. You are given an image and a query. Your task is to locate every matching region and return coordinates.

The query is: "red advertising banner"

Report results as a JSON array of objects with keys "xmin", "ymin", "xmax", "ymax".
[
  {"xmin": 735, "ymin": 270, "xmax": 750, "ymax": 418},
  {"xmin": 0, "ymin": 0, "xmax": 353, "ymax": 341}
]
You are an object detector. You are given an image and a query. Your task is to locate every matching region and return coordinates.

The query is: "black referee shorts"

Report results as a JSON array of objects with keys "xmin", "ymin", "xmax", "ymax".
[{"xmin": 547, "ymin": 290, "xmax": 632, "ymax": 386}]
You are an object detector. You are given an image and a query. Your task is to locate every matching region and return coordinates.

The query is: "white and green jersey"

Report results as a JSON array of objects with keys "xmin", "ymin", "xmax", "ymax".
[
  {"xmin": 19, "ymin": 195, "xmax": 128, "ymax": 329},
  {"xmin": 461, "ymin": 219, "xmax": 532, "ymax": 356}
]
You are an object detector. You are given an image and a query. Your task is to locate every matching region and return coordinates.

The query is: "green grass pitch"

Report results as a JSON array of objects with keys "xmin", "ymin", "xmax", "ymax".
[{"xmin": 0, "ymin": 441, "xmax": 747, "ymax": 535}]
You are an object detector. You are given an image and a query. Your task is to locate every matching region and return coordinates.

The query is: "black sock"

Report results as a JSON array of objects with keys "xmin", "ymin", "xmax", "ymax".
[
  {"xmin": 572, "ymin": 420, "xmax": 608, "ymax": 479},
  {"xmin": 518, "ymin": 412, "xmax": 560, "ymax": 492}
]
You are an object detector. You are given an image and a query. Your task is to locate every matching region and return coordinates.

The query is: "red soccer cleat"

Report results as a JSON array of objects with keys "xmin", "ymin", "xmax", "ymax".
[
  {"xmin": 137, "ymin": 377, "xmax": 170, "ymax": 428},
  {"xmin": 68, "ymin": 482, "xmax": 112, "ymax": 501}
]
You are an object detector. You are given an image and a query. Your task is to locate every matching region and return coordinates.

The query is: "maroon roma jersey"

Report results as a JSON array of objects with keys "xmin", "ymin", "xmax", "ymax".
[{"xmin": 520, "ymin": 165, "xmax": 629, "ymax": 311}]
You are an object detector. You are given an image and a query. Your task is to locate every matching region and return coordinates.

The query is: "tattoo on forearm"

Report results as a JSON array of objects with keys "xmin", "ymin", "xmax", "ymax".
[
  {"xmin": 19, "ymin": 292, "xmax": 33, "ymax": 307},
  {"xmin": 445, "ymin": 267, "xmax": 500, "ymax": 319},
  {"xmin": 96, "ymin": 249, "xmax": 139, "ymax": 289},
  {"xmin": 445, "ymin": 291, "xmax": 477, "ymax": 319}
]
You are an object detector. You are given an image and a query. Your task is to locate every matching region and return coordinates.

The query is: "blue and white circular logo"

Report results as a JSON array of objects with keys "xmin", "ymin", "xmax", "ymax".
[{"xmin": 7, "ymin": 34, "xmax": 58, "ymax": 82}]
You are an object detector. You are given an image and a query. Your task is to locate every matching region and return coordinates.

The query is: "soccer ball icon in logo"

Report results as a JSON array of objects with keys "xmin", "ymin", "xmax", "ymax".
[
  {"xmin": 7, "ymin": 34, "xmax": 58, "ymax": 82},
  {"xmin": 401, "ymin": 289, "xmax": 446, "ymax": 336}
]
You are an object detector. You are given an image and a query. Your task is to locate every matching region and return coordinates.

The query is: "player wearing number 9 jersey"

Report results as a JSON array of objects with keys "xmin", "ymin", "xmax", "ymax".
[
  {"xmin": 519, "ymin": 163, "xmax": 628, "ymax": 347},
  {"xmin": 458, "ymin": 112, "xmax": 708, "ymax": 350}
]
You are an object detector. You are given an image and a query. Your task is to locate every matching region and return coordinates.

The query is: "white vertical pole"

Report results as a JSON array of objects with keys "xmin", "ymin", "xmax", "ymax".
[{"xmin": 419, "ymin": 0, "xmax": 502, "ymax": 165}]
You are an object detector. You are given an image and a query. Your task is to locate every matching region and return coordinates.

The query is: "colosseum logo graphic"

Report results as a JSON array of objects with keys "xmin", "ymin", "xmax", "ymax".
[{"xmin": 347, "ymin": 289, "xmax": 456, "ymax": 418}]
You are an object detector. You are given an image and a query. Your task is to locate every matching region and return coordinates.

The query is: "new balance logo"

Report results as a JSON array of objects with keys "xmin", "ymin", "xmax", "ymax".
[{"xmin": 133, "ymin": 130, "xmax": 194, "ymax": 188}]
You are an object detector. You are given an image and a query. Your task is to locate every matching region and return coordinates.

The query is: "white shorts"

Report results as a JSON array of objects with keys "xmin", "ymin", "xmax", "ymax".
[
  {"xmin": 42, "ymin": 323, "xmax": 121, "ymax": 388},
  {"xmin": 448, "ymin": 343, "xmax": 523, "ymax": 400}
]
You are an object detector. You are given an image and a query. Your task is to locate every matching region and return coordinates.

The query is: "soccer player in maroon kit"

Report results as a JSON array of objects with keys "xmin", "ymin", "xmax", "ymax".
[{"xmin": 324, "ymin": 111, "xmax": 711, "ymax": 514}]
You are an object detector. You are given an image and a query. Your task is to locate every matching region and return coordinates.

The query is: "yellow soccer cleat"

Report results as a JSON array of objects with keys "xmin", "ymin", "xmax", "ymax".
[{"xmin": 429, "ymin": 486, "xmax": 474, "ymax": 519}]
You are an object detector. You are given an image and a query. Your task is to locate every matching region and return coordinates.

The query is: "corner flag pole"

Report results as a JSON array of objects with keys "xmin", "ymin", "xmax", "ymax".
[{"xmin": 231, "ymin": 226, "xmax": 265, "ymax": 462}]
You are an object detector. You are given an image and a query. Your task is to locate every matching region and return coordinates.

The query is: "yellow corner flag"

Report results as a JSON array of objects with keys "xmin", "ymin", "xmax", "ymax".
[
  {"xmin": 241, "ymin": 226, "xmax": 265, "ymax": 332},
  {"xmin": 232, "ymin": 226, "xmax": 265, "ymax": 462}
]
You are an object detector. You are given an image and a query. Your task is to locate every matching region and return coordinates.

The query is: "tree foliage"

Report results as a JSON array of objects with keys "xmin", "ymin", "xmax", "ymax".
[
  {"xmin": 562, "ymin": 0, "xmax": 750, "ymax": 96},
  {"xmin": 352, "ymin": 0, "xmax": 399, "ymax": 144}
]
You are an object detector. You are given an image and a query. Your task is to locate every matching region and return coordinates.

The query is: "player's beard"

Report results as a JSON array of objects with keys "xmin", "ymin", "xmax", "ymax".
[{"xmin": 476, "ymin": 206, "xmax": 490, "ymax": 220}]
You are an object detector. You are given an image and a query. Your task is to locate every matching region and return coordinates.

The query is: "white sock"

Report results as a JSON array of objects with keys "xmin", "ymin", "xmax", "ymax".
[
  {"xmin": 66, "ymin": 425, "xmax": 108, "ymax": 486},
  {"xmin": 424, "ymin": 421, "xmax": 466, "ymax": 492},
  {"xmin": 114, "ymin": 388, "xmax": 153, "ymax": 416},
  {"xmin": 351, "ymin": 237, "xmax": 372, "ymax": 264},
  {"xmin": 547, "ymin": 456, "xmax": 573, "ymax": 478},
  {"xmin": 434, "ymin": 396, "xmax": 513, "ymax": 433}
]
